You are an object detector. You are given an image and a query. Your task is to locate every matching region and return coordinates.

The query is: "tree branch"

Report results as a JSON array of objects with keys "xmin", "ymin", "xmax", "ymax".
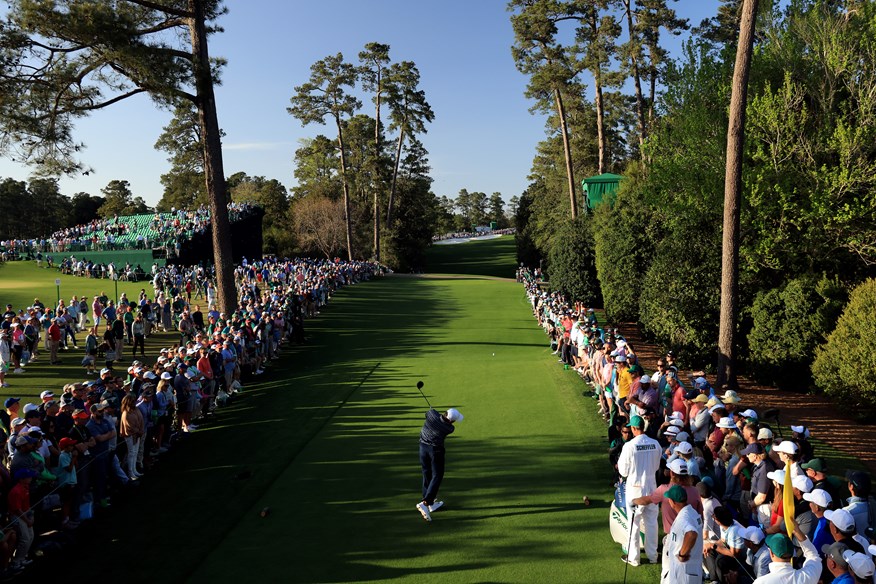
[
  {"xmin": 120, "ymin": 0, "xmax": 193, "ymax": 19},
  {"xmin": 135, "ymin": 18, "xmax": 188, "ymax": 36}
]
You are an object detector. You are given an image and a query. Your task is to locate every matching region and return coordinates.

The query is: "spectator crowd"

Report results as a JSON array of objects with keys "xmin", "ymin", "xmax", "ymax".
[
  {"xmin": 0, "ymin": 202, "xmax": 257, "ymax": 260},
  {"xmin": 520, "ymin": 267, "xmax": 876, "ymax": 584},
  {"xmin": 0, "ymin": 254, "xmax": 382, "ymax": 577}
]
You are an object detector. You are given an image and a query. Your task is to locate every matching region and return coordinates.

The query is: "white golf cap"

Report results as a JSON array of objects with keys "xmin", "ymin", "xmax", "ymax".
[
  {"xmin": 674, "ymin": 442, "xmax": 693, "ymax": 455},
  {"xmin": 766, "ymin": 469, "xmax": 785, "ymax": 484},
  {"xmin": 445, "ymin": 408, "xmax": 464, "ymax": 423},
  {"xmin": 790, "ymin": 425, "xmax": 811, "ymax": 438},
  {"xmin": 668, "ymin": 458, "xmax": 688, "ymax": 475},
  {"xmin": 773, "ymin": 440, "xmax": 799, "ymax": 455},
  {"xmin": 640, "ymin": 375, "xmax": 651, "ymax": 385},
  {"xmin": 22, "ymin": 403, "xmax": 39, "ymax": 414},
  {"xmin": 792, "ymin": 475, "xmax": 813, "ymax": 493},
  {"xmin": 757, "ymin": 428, "xmax": 773, "ymax": 440},
  {"xmin": 716, "ymin": 417, "xmax": 736, "ymax": 429},
  {"xmin": 669, "ymin": 411, "xmax": 684, "ymax": 421},
  {"xmin": 675, "ymin": 431, "xmax": 690, "ymax": 443},
  {"xmin": 741, "ymin": 525, "xmax": 764, "ymax": 544},
  {"xmin": 843, "ymin": 551, "xmax": 875, "ymax": 580},
  {"xmin": 802, "ymin": 488, "xmax": 832, "ymax": 509},
  {"xmin": 825, "ymin": 508, "xmax": 856, "ymax": 532},
  {"xmin": 740, "ymin": 408, "xmax": 758, "ymax": 419}
]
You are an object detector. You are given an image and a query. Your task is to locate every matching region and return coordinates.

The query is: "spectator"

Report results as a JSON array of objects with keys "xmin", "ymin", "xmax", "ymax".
[
  {"xmin": 753, "ymin": 517, "xmax": 821, "ymax": 583},
  {"xmin": 8, "ymin": 467, "xmax": 36, "ymax": 571}
]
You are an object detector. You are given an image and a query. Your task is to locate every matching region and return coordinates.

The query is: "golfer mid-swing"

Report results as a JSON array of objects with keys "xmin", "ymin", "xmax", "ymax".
[{"xmin": 417, "ymin": 407, "xmax": 464, "ymax": 522}]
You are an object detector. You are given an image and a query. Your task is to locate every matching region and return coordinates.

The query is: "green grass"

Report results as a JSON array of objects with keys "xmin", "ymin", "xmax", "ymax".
[
  {"xmin": 14, "ymin": 244, "xmax": 660, "ymax": 582},
  {"xmin": 425, "ymin": 236, "xmax": 518, "ymax": 278},
  {"xmin": 0, "ymin": 260, "xmax": 183, "ymax": 401}
]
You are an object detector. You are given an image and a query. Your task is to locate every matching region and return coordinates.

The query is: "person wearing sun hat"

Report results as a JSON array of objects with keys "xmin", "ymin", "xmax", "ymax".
[
  {"xmin": 617, "ymin": 415, "xmax": 661, "ymax": 566},
  {"xmin": 661, "ymin": 484, "xmax": 703, "ymax": 584}
]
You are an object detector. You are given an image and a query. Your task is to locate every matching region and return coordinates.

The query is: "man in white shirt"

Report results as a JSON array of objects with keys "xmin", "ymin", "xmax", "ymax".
[
  {"xmin": 617, "ymin": 415, "xmax": 661, "ymax": 566},
  {"xmin": 753, "ymin": 516, "xmax": 822, "ymax": 583},
  {"xmin": 662, "ymin": 485, "xmax": 703, "ymax": 584}
]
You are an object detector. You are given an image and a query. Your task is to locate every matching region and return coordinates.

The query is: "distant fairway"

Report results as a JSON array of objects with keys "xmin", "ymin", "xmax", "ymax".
[
  {"xmin": 25, "ymin": 240, "xmax": 657, "ymax": 583},
  {"xmin": 425, "ymin": 235, "xmax": 517, "ymax": 278}
]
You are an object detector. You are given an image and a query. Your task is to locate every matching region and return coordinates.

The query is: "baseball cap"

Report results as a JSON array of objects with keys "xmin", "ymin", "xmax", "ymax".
[
  {"xmin": 39, "ymin": 390, "xmax": 54, "ymax": 400},
  {"xmin": 668, "ymin": 458, "xmax": 688, "ymax": 475},
  {"xmin": 802, "ymin": 488, "xmax": 832, "ymax": 509},
  {"xmin": 664, "ymin": 426, "xmax": 680, "ymax": 436},
  {"xmin": 674, "ymin": 442, "xmax": 693, "ymax": 455},
  {"xmin": 161, "ymin": 372, "xmax": 172, "ymax": 380},
  {"xmin": 765, "ymin": 534, "xmax": 794, "ymax": 559},
  {"xmin": 3, "ymin": 397, "xmax": 20, "ymax": 409},
  {"xmin": 790, "ymin": 425, "xmax": 810, "ymax": 438},
  {"xmin": 13, "ymin": 435, "xmax": 32, "ymax": 447},
  {"xmin": 614, "ymin": 355, "xmax": 627, "ymax": 363},
  {"xmin": 640, "ymin": 374, "xmax": 651, "ymax": 385},
  {"xmin": 691, "ymin": 394, "xmax": 709, "ymax": 404},
  {"xmin": 741, "ymin": 443, "xmax": 764, "ymax": 456},
  {"xmin": 11, "ymin": 418, "xmax": 26, "ymax": 427},
  {"xmin": 445, "ymin": 408, "xmax": 464, "ymax": 423},
  {"xmin": 847, "ymin": 471, "xmax": 872, "ymax": 492},
  {"xmin": 675, "ymin": 431, "xmax": 690, "ymax": 442},
  {"xmin": 58, "ymin": 437, "xmax": 77, "ymax": 450},
  {"xmin": 663, "ymin": 484, "xmax": 687, "ymax": 503},
  {"xmin": 22, "ymin": 403, "xmax": 39, "ymax": 414},
  {"xmin": 626, "ymin": 415, "xmax": 644, "ymax": 428},
  {"xmin": 824, "ymin": 509, "xmax": 856, "ymax": 533},
  {"xmin": 757, "ymin": 428, "xmax": 773, "ymax": 440},
  {"xmin": 801, "ymin": 458, "xmax": 825, "ymax": 472},
  {"xmin": 822, "ymin": 542, "xmax": 849, "ymax": 568},
  {"xmin": 766, "ymin": 469, "xmax": 786, "ymax": 484},
  {"xmin": 739, "ymin": 408, "xmax": 758, "ymax": 419},
  {"xmin": 773, "ymin": 441, "xmax": 798, "ymax": 455},
  {"xmin": 693, "ymin": 376, "xmax": 709, "ymax": 390},
  {"xmin": 741, "ymin": 525, "xmax": 765, "ymax": 544},
  {"xmin": 792, "ymin": 475, "xmax": 813, "ymax": 493},
  {"xmin": 844, "ymin": 551, "xmax": 876, "ymax": 580}
]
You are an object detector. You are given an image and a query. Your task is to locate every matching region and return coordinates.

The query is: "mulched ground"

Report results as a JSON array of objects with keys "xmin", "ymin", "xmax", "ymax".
[{"xmin": 617, "ymin": 322, "xmax": 876, "ymax": 475}]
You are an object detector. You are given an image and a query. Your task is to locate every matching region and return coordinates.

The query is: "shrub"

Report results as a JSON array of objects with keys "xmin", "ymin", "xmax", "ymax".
[
  {"xmin": 547, "ymin": 215, "xmax": 601, "ymax": 306},
  {"xmin": 812, "ymin": 278, "xmax": 876, "ymax": 408},
  {"xmin": 592, "ymin": 169, "xmax": 662, "ymax": 322},
  {"xmin": 638, "ymin": 223, "xmax": 722, "ymax": 363},
  {"xmin": 746, "ymin": 275, "xmax": 847, "ymax": 389}
]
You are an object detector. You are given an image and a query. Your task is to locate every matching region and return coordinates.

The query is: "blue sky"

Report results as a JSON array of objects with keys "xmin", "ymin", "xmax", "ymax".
[{"xmin": 0, "ymin": 0, "xmax": 724, "ymax": 206}]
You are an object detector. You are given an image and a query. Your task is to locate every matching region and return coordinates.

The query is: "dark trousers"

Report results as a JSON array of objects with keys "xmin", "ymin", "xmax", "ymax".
[
  {"xmin": 419, "ymin": 442, "xmax": 445, "ymax": 506},
  {"xmin": 132, "ymin": 334, "xmax": 145, "ymax": 356}
]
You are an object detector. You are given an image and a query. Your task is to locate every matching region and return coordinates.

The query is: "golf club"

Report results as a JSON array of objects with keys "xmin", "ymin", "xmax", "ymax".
[
  {"xmin": 623, "ymin": 503, "xmax": 638, "ymax": 584},
  {"xmin": 416, "ymin": 380, "xmax": 432, "ymax": 409}
]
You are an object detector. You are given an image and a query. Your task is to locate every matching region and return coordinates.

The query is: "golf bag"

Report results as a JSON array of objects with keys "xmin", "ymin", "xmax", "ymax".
[{"xmin": 609, "ymin": 482, "xmax": 644, "ymax": 551}]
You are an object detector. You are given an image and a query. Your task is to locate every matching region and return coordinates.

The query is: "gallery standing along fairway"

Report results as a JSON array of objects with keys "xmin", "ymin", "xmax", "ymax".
[{"xmin": 187, "ymin": 237, "xmax": 658, "ymax": 583}]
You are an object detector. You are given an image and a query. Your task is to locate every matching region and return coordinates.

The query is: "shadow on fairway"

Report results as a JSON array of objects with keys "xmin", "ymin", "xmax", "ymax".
[{"xmin": 32, "ymin": 276, "xmax": 466, "ymax": 582}]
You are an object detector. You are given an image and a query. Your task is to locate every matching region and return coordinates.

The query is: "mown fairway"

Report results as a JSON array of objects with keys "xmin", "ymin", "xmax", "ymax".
[{"xmin": 12, "ymin": 239, "xmax": 658, "ymax": 583}]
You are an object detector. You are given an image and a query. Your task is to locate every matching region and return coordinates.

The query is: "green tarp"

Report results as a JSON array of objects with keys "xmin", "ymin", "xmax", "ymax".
[{"xmin": 582, "ymin": 173, "xmax": 624, "ymax": 209}]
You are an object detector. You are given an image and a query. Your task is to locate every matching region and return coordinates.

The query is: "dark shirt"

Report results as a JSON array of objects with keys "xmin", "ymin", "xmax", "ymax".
[
  {"xmin": 419, "ymin": 409, "xmax": 454, "ymax": 449},
  {"xmin": 86, "ymin": 416, "xmax": 113, "ymax": 457},
  {"xmin": 751, "ymin": 458, "xmax": 776, "ymax": 501}
]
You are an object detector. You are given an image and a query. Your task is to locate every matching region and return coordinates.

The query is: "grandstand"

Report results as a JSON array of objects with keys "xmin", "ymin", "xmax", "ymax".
[{"xmin": 0, "ymin": 203, "xmax": 264, "ymax": 267}]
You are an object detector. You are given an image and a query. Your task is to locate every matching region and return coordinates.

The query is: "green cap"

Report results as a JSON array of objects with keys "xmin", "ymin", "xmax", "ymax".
[
  {"xmin": 801, "ymin": 458, "xmax": 825, "ymax": 473},
  {"xmin": 765, "ymin": 534, "xmax": 794, "ymax": 559},
  {"xmin": 664, "ymin": 485, "xmax": 687, "ymax": 503},
  {"xmin": 626, "ymin": 415, "xmax": 644, "ymax": 428}
]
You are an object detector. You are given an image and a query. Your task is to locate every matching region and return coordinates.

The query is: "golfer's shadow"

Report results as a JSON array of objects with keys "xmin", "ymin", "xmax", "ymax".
[{"xmin": 448, "ymin": 501, "xmax": 594, "ymax": 520}]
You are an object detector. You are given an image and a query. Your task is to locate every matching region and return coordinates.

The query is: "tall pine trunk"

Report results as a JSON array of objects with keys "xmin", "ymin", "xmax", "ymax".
[
  {"xmin": 624, "ymin": 0, "xmax": 647, "ymax": 151},
  {"xmin": 594, "ymin": 75, "xmax": 606, "ymax": 175},
  {"xmin": 335, "ymin": 118, "xmax": 354, "ymax": 261},
  {"xmin": 386, "ymin": 125, "xmax": 405, "ymax": 226},
  {"xmin": 716, "ymin": 0, "xmax": 759, "ymax": 390},
  {"xmin": 189, "ymin": 0, "xmax": 235, "ymax": 314},
  {"xmin": 373, "ymin": 82, "xmax": 381, "ymax": 262},
  {"xmin": 554, "ymin": 88, "xmax": 577, "ymax": 219}
]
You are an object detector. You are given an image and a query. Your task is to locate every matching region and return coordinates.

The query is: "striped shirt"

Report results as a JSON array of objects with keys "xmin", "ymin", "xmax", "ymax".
[{"xmin": 419, "ymin": 409, "xmax": 454, "ymax": 448}]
